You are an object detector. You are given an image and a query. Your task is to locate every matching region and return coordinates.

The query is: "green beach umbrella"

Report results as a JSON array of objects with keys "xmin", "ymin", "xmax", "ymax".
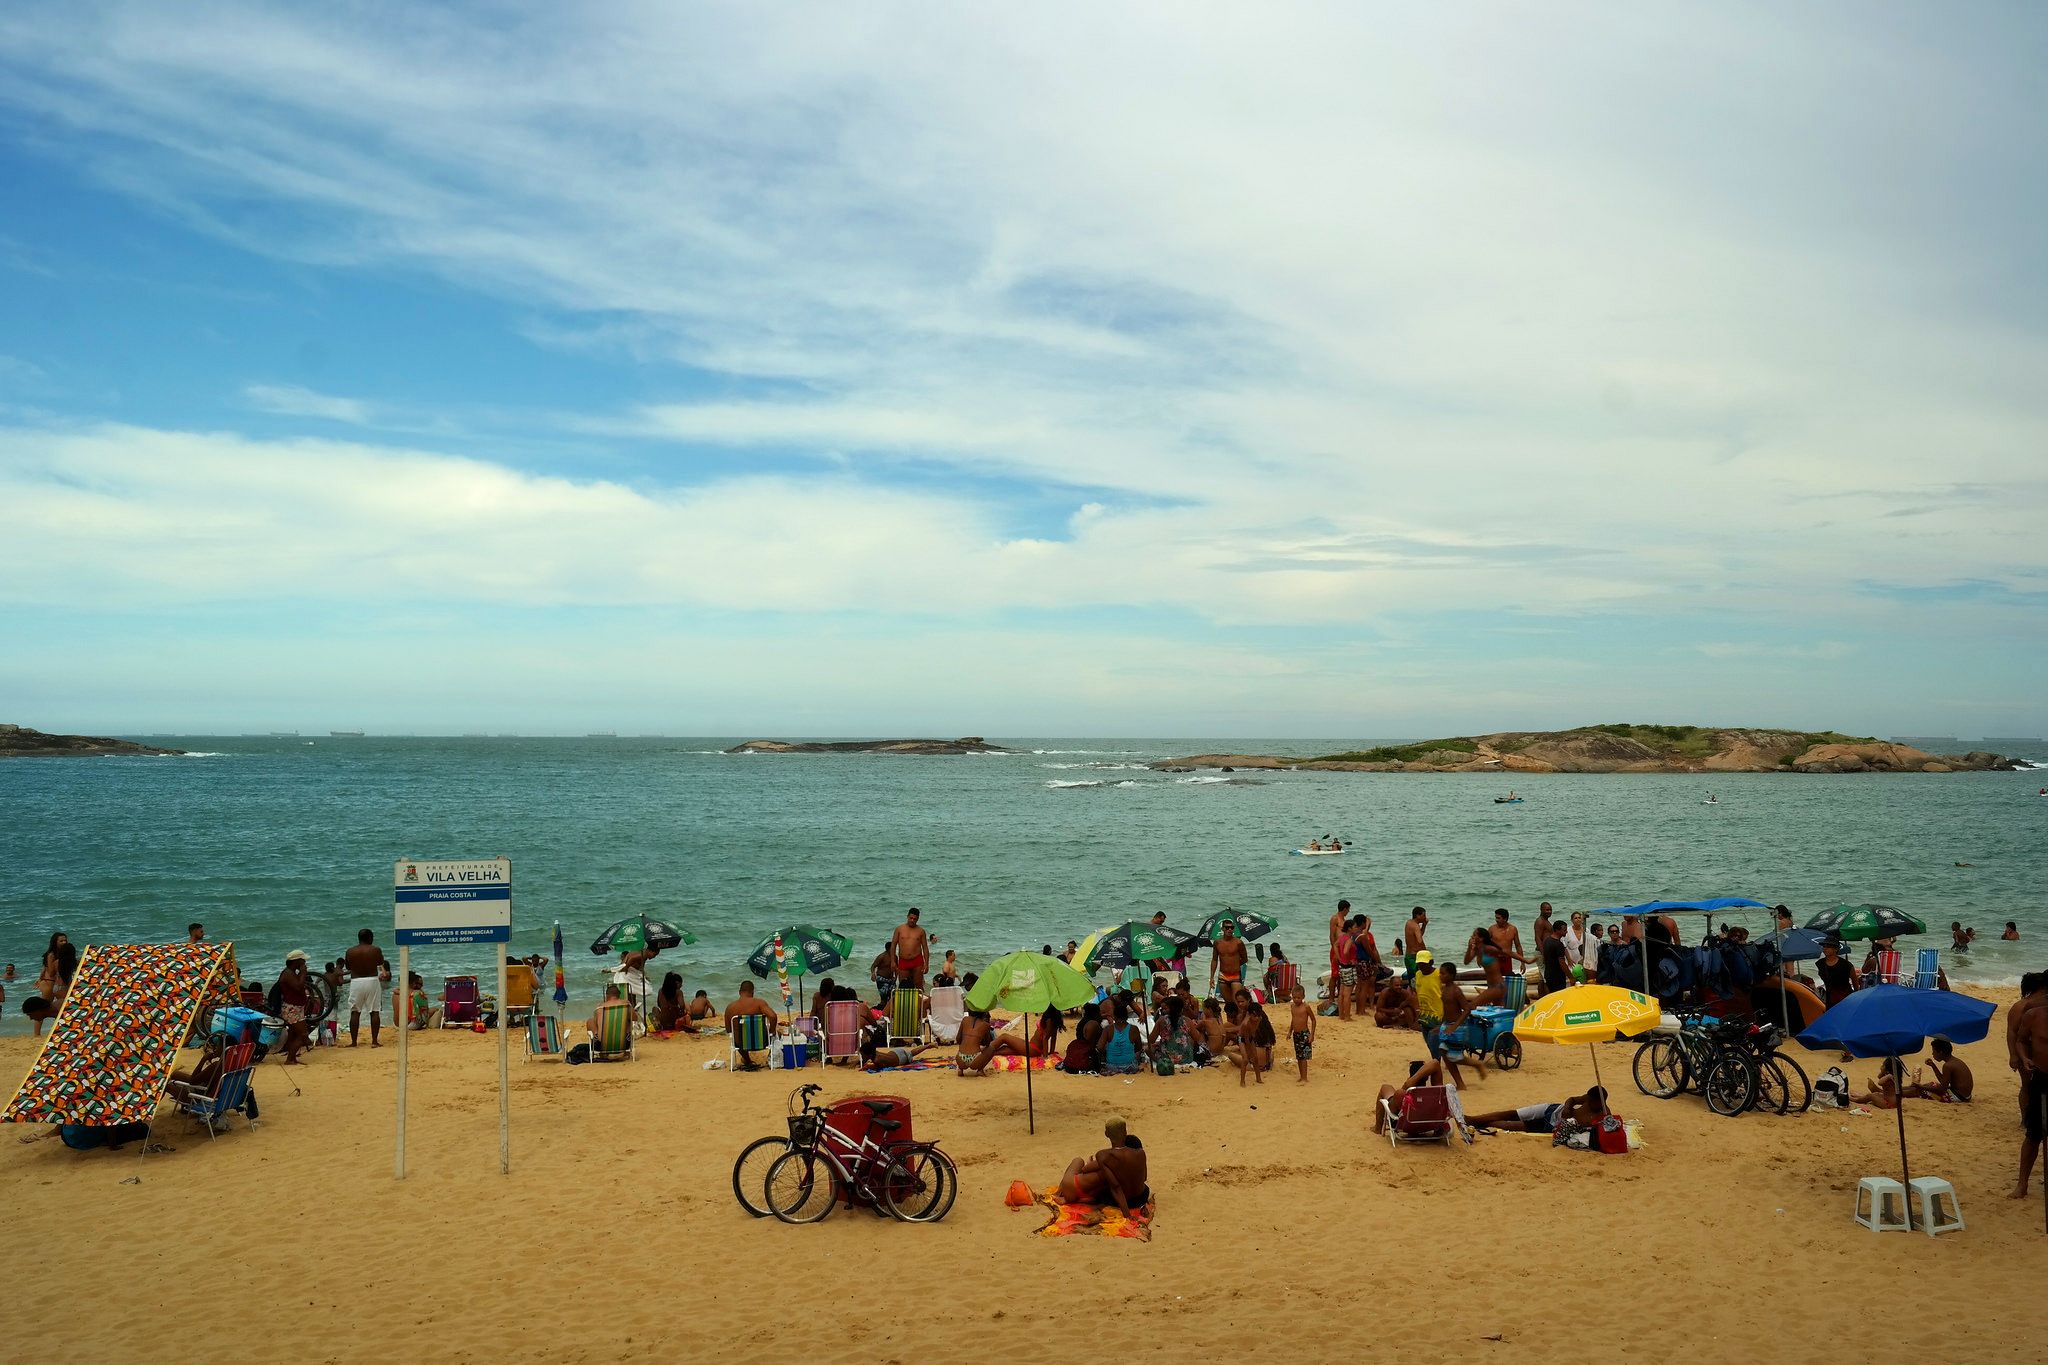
[
  {"xmin": 1193, "ymin": 907, "xmax": 1278, "ymax": 945},
  {"xmin": 1802, "ymin": 905, "xmax": 1926, "ymax": 941},
  {"xmin": 1082, "ymin": 920, "xmax": 1199, "ymax": 973},
  {"xmin": 590, "ymin": 914, "xmax": 696, "ymax": 955},
  {"xmin": 745, "ymin": 925, "xmax": 854, "ymax": 979},
  {"xmin": 965, "ymin": 951, "xmax": 1097, "ymax": 1134}
]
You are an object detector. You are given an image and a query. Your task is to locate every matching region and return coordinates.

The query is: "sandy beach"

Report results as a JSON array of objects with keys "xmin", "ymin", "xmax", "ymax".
[{"xmin": 2, "ymin": 984, "xmax": 2038, "ymax": 1364}]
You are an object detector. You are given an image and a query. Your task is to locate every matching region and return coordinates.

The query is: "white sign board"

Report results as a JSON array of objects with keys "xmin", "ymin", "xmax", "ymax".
[{"xmin": 394, "ymin": 857, "xmax": 511, "ymax": 945}]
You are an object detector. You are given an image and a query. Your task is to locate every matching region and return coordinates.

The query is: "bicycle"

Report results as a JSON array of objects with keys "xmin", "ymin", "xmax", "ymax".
[
  {"xmin": 732, "ymin": 1084, "xmax": 819, "ymax": 1217},
  {"xmin": 763, "ymin": 1085, "xmax": 958, "ymax": 1224},
  {"xmin": 766, "ymin": 1093, "xmax": 956, "ymax": 1225},
  {"xmin": 1635, "ymin": 1012, "xmax": 1810, "ymax": 1117}
]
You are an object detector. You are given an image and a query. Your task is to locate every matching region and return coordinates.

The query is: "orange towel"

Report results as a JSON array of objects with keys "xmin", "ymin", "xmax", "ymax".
[{"xmin": 1025, "ymin": 1186, "xmax": 1154, "ymax": 1240}]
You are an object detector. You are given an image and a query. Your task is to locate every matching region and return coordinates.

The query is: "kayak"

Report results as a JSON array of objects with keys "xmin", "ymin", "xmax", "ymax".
[
  {"xmin": 1292, "ymin": 847, "xmax": 1344, "ymax": 856},
  {"xmin": 1493, "ymin": 797, "xmax": 1524, "ymax": 804}
]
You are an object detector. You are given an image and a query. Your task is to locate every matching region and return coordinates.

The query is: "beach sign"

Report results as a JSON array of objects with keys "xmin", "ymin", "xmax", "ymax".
[
  {"xmin": 394, "ymin": 857, "xmax": 511, "ymax": 945},
  {"xmin": 392, "ymin": 855, "xmax": 513, "ymax": 1182}
]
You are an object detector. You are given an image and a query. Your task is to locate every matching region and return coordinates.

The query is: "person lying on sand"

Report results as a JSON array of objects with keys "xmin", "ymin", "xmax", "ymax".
[
  {"xmin": 860, "ymin": 1022, "xmax": 940, "ymax": 1070},
  {"xmin": 960, "ymin": 1006, "xmax": 1063, "ymax": 1075},
  {"xmin": 1469, "ymin": 1086, "xmax": 1608, "ymax": 1134},
  {"xmin": 1901, "ymin": 1037, "xmax": 1973, "ymax": 1102},
  {"xmin": 1056, "ymin": 1116, "xmax": 1149, "ymax": 1212}
]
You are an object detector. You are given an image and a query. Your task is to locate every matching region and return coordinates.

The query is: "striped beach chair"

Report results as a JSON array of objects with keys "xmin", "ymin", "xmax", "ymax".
[
  {"xmin": 588, "ymin": 1000, "xmax": 634, "ymax": 1063},
  {"xmin": 824, "ymin": 998, "xmax": 863, "ymax": 1065},
  {"xmin": 1870, "ymin": 949, "xmax": 1902, "ymax": 987},
  {"xmin": 1267, "ymin": 962, "xmax": 1300, "ymax": 999},
  {"xmin": 887, "ymin": 987, "xmax": 925, "ymax": 1046},
  {"xmin": 1911, "ymin": 948, "xmax": 1940, "ymax": 990},
  {"xmin": 728, "ymin": 1012, "xmax": 772, "ymax": 1070},
  {"xmin": 525, "ymin": 1012, "xmax": 565, "ymax": 1061},
  {"xmin": 1502, "ymin": 973, "xmax": 1528, "ymax": 1010}
]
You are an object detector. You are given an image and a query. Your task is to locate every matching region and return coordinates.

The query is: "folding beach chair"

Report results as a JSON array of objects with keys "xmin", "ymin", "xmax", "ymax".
[
  {"xmin": 926, "ymin": 985, "xmax": 966, "ymax": 1045},
  {"xmin": 823, "ymin": 999, "xmax": 862, "ymax": 1065},
  {"xmin": 587, "ymin": 1000, "xmax": 634, "ymax": 1063},
  {"xmin": 729, "ymin": 1012, "xmax": 773, "ymax": 1070},
  {"xmin": 1267, "ymin": 962, "xmax": 1299, "ymax": 999},
  {"xmin": 172, "ymin": 1041, "xmax": 258, "ymax": 1140},
  {"xmin": 1911, "ymin": 948, "xmax": 1940, "ymax": 990},
  {"xmin": 525, "ymin": 1012, "xmax": 566, "ymax": 1061},
  {"xmin": 886, "ymin": 987, "xmax": 925, "ymax": 1047},
  {"xmin": 1380, "ymin": 1082, "xmax": 1467, "ymax": 1149},
  {"xmin": 441, "ymin": 975, "xmax": 481, "ymax": 1027},
  {"xmin": 501, "ymin": 962, "xmax": 538, "ymax": 1024},
  {"xmin": 1869, "ymin": 949, "xmax": 1902, "ymax": 987}
]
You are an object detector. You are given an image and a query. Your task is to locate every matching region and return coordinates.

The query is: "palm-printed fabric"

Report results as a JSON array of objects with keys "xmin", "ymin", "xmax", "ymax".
[{"xmin": 2, "ymin": 942, "xmax": 241, "ymax": 1125}]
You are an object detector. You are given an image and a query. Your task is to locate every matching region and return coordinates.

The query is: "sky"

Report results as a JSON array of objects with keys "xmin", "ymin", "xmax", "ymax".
[{"xmin": 1, "ymin": 2, "xmax": 2043, "ymax": 738}]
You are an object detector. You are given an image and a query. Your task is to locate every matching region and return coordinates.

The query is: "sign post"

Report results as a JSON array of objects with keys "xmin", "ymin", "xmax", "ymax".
[{"xmin": 393, "ymin": 857, "xmax": 512, "ymax": 1179}]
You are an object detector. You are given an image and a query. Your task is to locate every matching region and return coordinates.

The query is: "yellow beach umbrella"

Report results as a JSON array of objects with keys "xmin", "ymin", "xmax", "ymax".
[
  {"xmin": 1512, "ymin": 985, "xmax": 1661, "ymax": 1090},
  {"xmin": 1072, "ymin": 926, "xmax": 1116, "ymax": 975}
]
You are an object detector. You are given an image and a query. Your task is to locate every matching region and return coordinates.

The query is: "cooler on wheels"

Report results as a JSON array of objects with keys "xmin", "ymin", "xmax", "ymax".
[{"xmin": 824, "ymin": 1095, "xmax": 913, "ymax": 1206}]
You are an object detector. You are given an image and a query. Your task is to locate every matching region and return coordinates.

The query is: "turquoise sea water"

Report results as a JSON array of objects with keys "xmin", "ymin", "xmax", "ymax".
[{"xmin": 3, "ymin": 736, "xmax": 2044, "ymax": 1033}]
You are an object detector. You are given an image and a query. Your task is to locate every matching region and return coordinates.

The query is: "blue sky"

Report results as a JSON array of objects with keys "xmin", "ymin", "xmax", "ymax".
[{"xmin": 1, "ymin": 2, "xmax": 2044, "ymax": 737}]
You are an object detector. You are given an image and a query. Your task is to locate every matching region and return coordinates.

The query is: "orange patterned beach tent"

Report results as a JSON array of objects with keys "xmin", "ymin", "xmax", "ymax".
[{"xmin": 2, "ymin": 941, "xmax": 242, "ymax": 1126}]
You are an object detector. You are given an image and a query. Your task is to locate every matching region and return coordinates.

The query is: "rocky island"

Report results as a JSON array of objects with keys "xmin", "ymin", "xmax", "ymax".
[
  {"xmin": 1155, "ymin": 725, "xmax": 2021, "ymax": 775},
  {"xmin": 0, "ymin": 723, "xmax": 183, "ymax": 758},
  {"xmin": 726, "ymin": 736, "xmax": 1012, "ymax": 756}
]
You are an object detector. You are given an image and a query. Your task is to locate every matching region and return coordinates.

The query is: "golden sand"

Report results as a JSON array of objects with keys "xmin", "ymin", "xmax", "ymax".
[{"xmin": 2, "ymin": 988, "xmax": 2038, "ymax": 1364}]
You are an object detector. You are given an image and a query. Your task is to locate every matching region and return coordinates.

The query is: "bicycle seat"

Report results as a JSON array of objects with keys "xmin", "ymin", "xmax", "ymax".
[
  {"xmin": 861, "ymin": 1101, "xmax": 896, "ymax": 1115},
  {"xmin": 871, "ymin": 1118, "xmax": 902, "ymax": 1133}
]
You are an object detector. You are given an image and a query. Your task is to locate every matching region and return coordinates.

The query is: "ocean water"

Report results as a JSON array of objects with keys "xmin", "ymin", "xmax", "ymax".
[{"xmin": 3, "ymin": 736, "xmax": 2044, "ymax": 1032}]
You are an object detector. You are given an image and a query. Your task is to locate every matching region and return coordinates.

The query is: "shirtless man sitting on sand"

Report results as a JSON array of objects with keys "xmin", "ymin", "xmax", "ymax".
[
  {"xmin": 890, "ymin": 908, "xmax": 931, "ymax": 992},
  {"xmin": 1469, "ymin": 1086, "xmax": 1608, "ymax": 1134},
  {"xmin": 1374, "ymin": 978, "xmax": 1416, "ymax": 1030},
  {"xmin": 1902, "ymin": 1037, "xmax": 1974, "ymax": 1102},
  {"xmin": 1057, "ymin": 1116, "xmax": 1149, "ymax": 1212}
]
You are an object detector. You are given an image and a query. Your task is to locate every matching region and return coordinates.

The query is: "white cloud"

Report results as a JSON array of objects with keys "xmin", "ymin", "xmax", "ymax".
[
  {"xmin": 0, "ymin": 3, "xmax": 2042, "ymax": 726},
  {"xmin": 243, "ymin": 384, "xmax": 372, "ymax": 424}
]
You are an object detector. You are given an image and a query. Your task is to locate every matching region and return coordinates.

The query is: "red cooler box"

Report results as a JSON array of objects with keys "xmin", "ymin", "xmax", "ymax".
[{"xmin": 824, "ymin": 1095, "xmax": 913, "ymax": 1202}]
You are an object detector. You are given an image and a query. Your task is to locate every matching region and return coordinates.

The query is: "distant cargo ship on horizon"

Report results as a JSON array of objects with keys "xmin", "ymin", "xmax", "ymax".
[{"xmin": 329, "ymin": 730, "xmax": 364, "ymax": 737}]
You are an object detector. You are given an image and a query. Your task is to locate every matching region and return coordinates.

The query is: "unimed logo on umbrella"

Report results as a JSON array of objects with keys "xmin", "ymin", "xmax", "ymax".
[
  {"xmin": 1564, "ymin": 1011, "xmax": 1602, "ymax": 1026},
  {"xmin": 1010, "ymin": 968, "xmax": 1038, "ymax": 989}
]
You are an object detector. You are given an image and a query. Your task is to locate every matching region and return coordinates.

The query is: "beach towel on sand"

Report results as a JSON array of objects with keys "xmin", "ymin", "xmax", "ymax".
[
  {"xmin": 1023, "ymin": 1186, "xmax": 1154, "ymax": 1240},
  {"xmin": 987, "ymin": 1054, "xmax": 1059, "ymax": 1072}
]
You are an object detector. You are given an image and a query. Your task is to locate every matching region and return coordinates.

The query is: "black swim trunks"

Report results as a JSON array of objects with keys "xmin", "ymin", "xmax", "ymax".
[
  {"xmin": 1293, "ymin": 1029, "xmax": 1312, "ymax": 1061},
  {"xmin": 2025, "ymin": 1071, "xmax": 2048, "ymax": 1143}
]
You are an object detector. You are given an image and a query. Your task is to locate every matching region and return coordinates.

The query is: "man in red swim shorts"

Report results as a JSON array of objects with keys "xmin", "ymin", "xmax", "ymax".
[{"xmin": 890, "ymin": 907, "xmax": 931, "ymax": 991}]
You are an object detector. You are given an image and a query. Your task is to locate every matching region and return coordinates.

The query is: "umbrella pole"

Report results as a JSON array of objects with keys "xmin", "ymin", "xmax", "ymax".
[
  {"xmin": 1026, "ymin": 1009, "xmax": 1036, "ymax": 1135},
  {"xmin": 1893, "ymin": 1055, "xmax": 1913, "ymax": 1232},
  {"xmin": 1590, "ymin": 1043, "xmax": 1602, "ymax": 1093}
]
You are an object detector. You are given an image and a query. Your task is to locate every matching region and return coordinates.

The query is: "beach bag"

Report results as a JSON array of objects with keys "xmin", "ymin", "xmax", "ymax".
[
  {"xmin": 1552, "ymin": 1120, "xmax": 1595, "ymax": 1151},
  {"xmin": 1814, "ymin": 1067, "xmax": 1848, "ymax": 1109},
  {"xmin": 565, "ymin": 1043, "xmax": 591, "ymax": 1065},
  {"xmin": 1595, "ymin": 1114, "xmax": 1628, "ymax": 1154},
  {"xmin": 1153, "ymin": 1054, "xmax": 1175, "ymax": 1077}
]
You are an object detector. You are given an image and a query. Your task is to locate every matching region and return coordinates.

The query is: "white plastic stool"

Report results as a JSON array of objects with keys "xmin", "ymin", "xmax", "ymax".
[
  {"xmin": 1907, "ymin": 1177, "xmax": 1964, "ymax": 1236},
  {"xmin": 1854, "ymin": 1177, "xmax": 1908, "ymax": 1231}
]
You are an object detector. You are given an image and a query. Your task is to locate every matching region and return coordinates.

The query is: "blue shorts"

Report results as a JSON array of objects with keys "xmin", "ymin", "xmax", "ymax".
[{"xmin": 1421, "ymin": 1021, "xmax": 1443, "ymax": 1058}]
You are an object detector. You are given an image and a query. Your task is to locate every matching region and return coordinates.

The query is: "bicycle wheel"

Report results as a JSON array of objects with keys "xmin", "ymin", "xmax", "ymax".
[
  {"xmin": 1631, "ymin": 1038, "xmax": 1685, "ymax": 1098},
  {"xmin": 1757, "ymin": 1054, "xmax": 1811, "ymax": 1114},
  {"xmin": 732, "ymin": 1136, "xmax": 791, "ymax": 1217},
  {"xmin": 765, "ymin": 1149, "xmax": 842, "ymax": 1224},
  {"xmin": 1493, "ymin": 1035, "xmax": 1522, "ymax": 1070},
  {"xmin": 1703, "ymin": 1054, "xmax": 1756, "ymax": 1117},
  {"xmin": 882, "ymin": 1147, "xmax": 958, "ymax": 1223}
]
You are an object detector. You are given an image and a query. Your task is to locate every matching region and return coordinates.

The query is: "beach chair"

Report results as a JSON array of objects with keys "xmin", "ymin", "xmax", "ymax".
[
  {"xmin": 1911, "ymin": 948, "xmax": 1940, "ymax": 990},
  {"xmin": 525, "ymin": 1012, "xmax": 566, "ymax": 1061},
  {"xmin": 824, "ymin": 999, "xmax": 862, "ymax": 1065},
  {"xmin": 886, "ymin": 987, "xmax": 925, "ymax": 1046},
  {"xmin": 729, "ymin": 1012, "xmax": 773, "ymax": 1070},
  {"xmin": 587, "ymin": 1000, "xmax": 634, "ymax": 1063},
  {"xmin": 1381, "ymin": 1082, "xmax": 1469, "ymax": 1149},
  {"xmin": 441, "ymin": 975, "xmax": 481, "ymax": 1027},
  {"xmin": 1266, "ymin": 962, "xmax": 1299, "ymax": 999},
  {"xmin": 502, "ymin": 963, "xmax": 538, "ymax": 1024},
  {"xmin": 927, "ymin": 985, "xmax": 966, "ymax": 1045},
  {"xmin": 172, "ymin": 1041, "xmax": 258, "ymax": 1140},
  {"xmin": 1870, "ymin": 949, "xmax": 1902, "ymax": 987}
]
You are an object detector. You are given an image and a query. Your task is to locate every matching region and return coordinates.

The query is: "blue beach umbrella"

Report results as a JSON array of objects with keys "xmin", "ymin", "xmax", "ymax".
[{"xmin": 1796, "ymin": 985, "xmax": 1995, "ymax": 1230}]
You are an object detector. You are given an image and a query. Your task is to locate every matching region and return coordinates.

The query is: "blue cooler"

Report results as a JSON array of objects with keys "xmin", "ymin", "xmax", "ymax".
[
  {"xmin": 780, "ymin": 1037, "xmax": 809, "ymax": 1069},
  {"xmin": 210, "ymin": 1006, "xmax": 282, "ymax": 1046}
]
